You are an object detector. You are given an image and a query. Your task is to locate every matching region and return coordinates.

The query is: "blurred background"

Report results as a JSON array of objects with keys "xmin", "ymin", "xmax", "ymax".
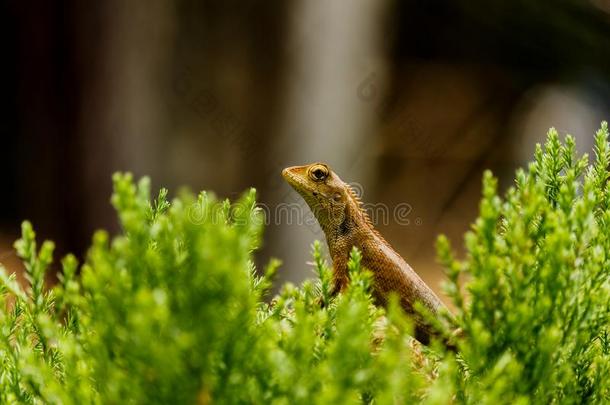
[{"xmin": 1, "ymin": 0, "xmax": 609, "ymax": 301}]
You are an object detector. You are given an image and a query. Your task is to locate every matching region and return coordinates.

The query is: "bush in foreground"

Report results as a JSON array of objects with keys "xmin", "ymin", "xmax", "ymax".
[{"xmin": 0, "ymin": 123, "xmax": 609, "ymax": 404}]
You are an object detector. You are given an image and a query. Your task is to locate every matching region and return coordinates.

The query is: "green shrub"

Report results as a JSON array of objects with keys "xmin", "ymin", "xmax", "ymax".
[{"xmin": 0, "ymin": 123, "xmax": 609, "ymax": 404}]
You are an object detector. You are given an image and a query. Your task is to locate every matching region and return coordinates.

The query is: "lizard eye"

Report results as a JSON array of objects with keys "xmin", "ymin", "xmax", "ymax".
[{"xmin": 309, "ymin": 165, "xmax": 329, "ymax": 181}]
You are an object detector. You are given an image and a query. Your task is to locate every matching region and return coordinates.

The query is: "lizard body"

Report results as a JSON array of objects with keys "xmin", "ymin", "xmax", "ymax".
[{"xmin": 282, "ymin": 162, "xmax": 448, "ymax": 345}]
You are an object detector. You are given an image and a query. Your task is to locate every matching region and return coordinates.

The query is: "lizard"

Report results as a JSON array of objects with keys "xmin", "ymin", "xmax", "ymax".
[{"xmin": 282, "ymin": 162, "xmax": 452, "ymax": 347}]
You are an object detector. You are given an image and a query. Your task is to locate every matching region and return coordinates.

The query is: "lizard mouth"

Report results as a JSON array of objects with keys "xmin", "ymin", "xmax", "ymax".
[
  {"xmin": 281, "ymin": 168, "xmax": 298, "ymax": 187},
  {"xmin": 281, "ymin": 167, "xmax": 293, "ymax": 181},
  {"xmin": 282, "ymin": 167, "xmax": 316, "ymax": 196}
]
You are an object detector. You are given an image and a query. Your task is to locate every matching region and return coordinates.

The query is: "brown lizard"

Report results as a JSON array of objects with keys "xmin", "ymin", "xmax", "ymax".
[{"xmin": 282, "ymin": 162, "xmax": 451, "ymax": 346}]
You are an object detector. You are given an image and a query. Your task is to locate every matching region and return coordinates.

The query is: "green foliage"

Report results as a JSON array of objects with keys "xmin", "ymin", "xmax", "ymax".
[
  {"xmin": 0, "ymin": 123, "xmax": 610, "ymax": 403},
  {"xmin": 0, "ymin": 174, "xmax": 430, "ymax": 404},
  {"xmin": 437, "ymin": 122, "xmax": 610, "ymax": 403}
]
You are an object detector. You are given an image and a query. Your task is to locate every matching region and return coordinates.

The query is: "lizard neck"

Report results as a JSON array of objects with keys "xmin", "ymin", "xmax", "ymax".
[{"xmin": 322, "ymin": 196, "xmax": 373, "ymax": 259}]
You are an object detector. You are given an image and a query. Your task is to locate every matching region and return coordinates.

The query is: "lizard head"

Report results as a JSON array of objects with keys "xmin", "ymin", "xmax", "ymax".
[{"xmin": 282, "ymin": 162, "xmax": 353, "ymax": 231}]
